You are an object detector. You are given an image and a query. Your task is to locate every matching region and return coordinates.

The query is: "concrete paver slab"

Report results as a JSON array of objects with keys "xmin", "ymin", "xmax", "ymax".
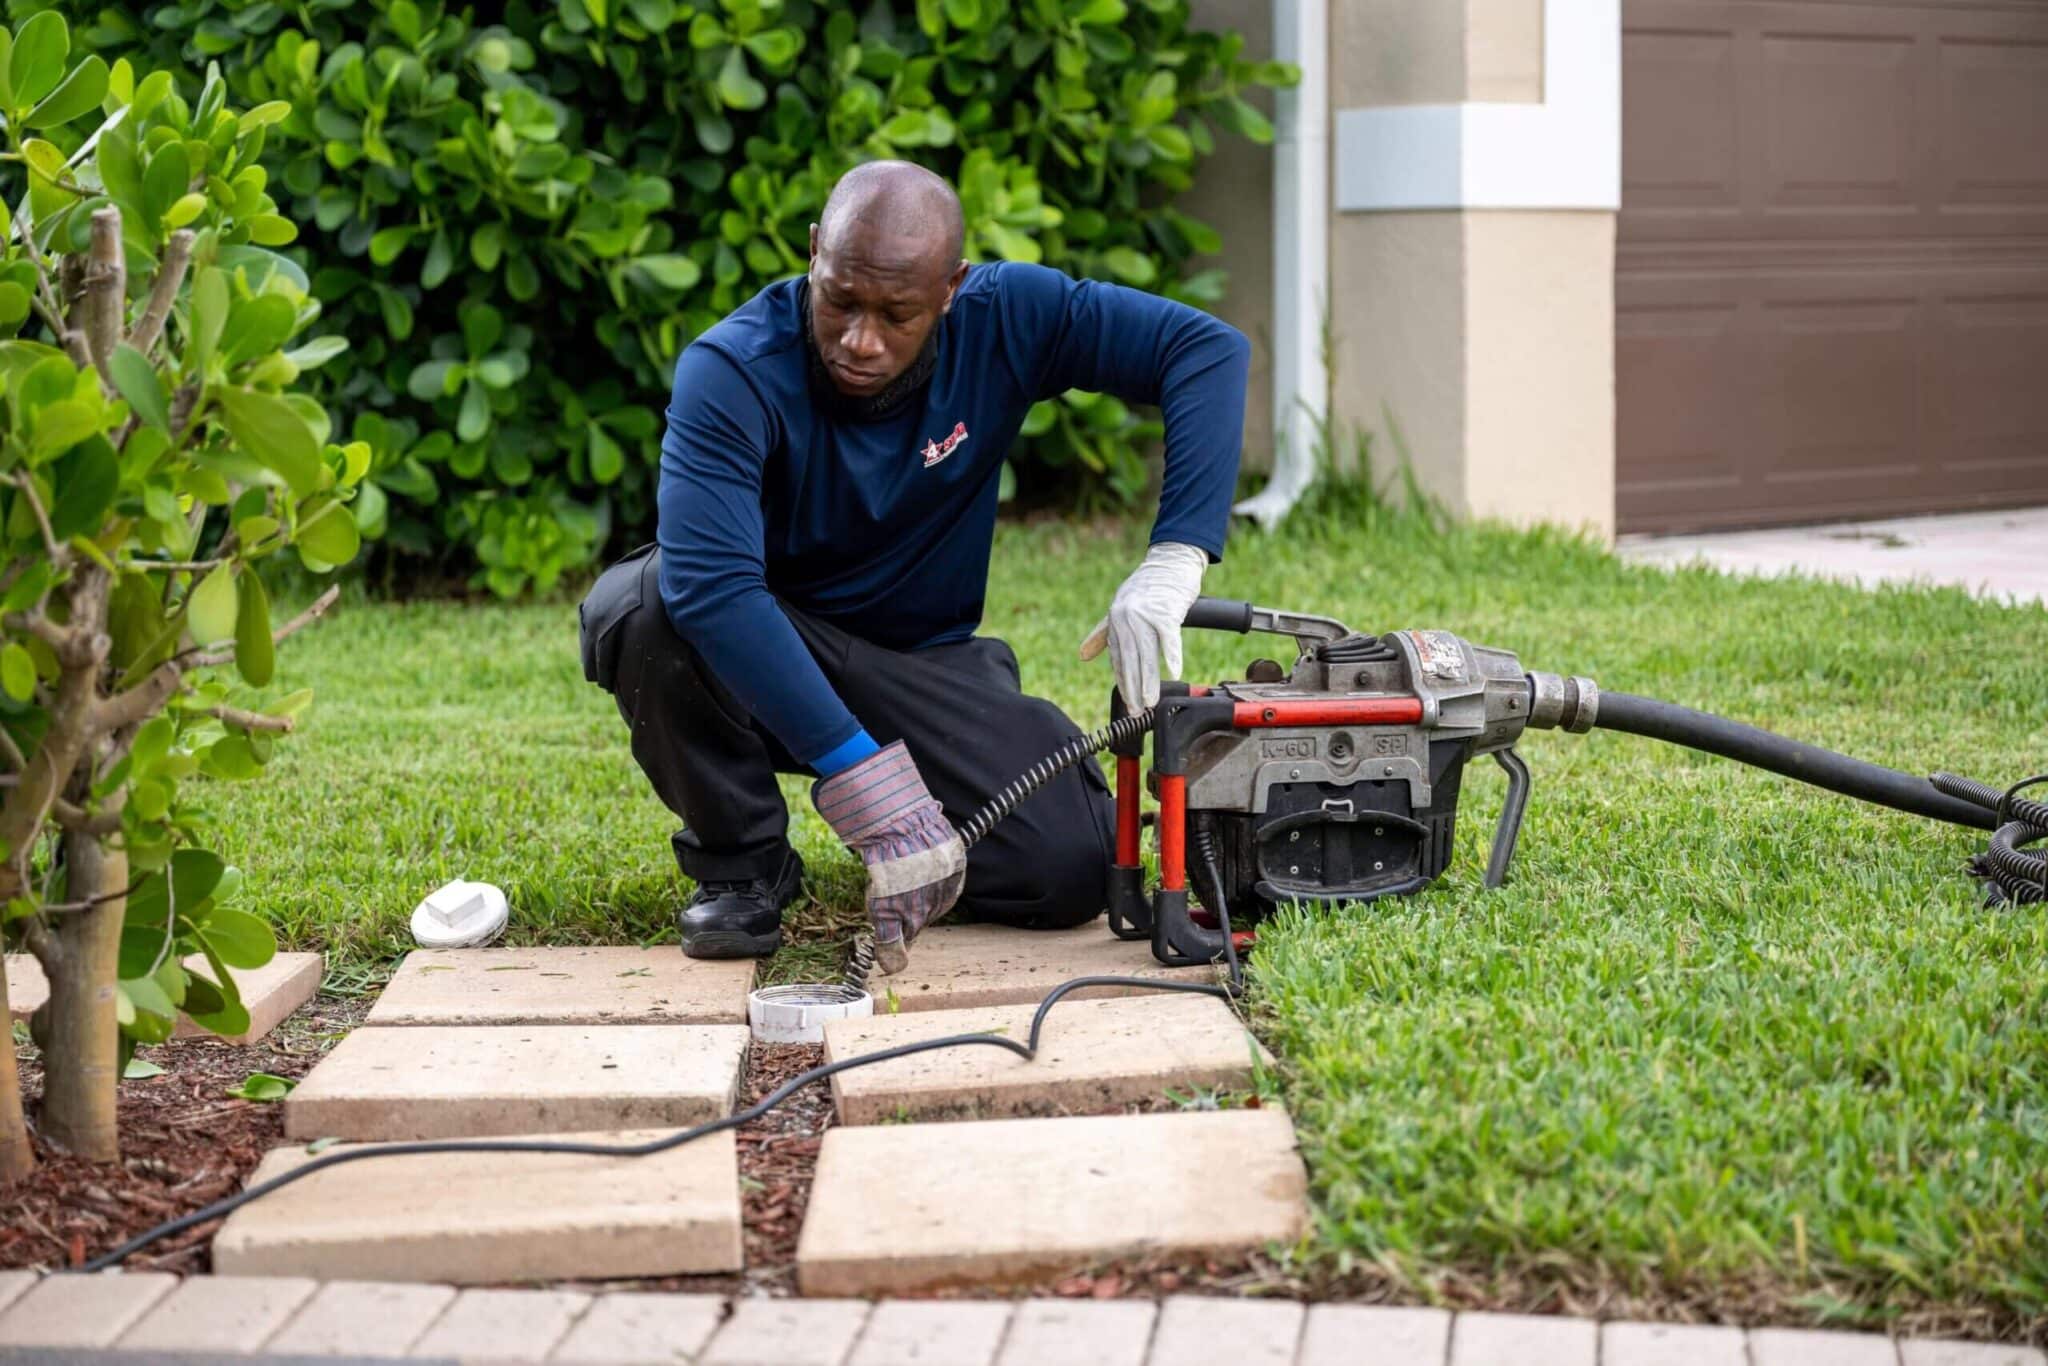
[
  {"xmin": 1901, "ymin": 1343, "xmax": 2047, "ymax": 1366},
  {"xmin": 409, "ymin": 1288, "xmax": 590, "ymax": 1361},
  {"xmin": 846, "ymin": 1300, "xmax": 1015, "ymax": 1366},
  {"xmin": 261, "ymin": 1280, "xmax": 459, "ymax": 1356},
  {"xmin": 1750, "ymin": 1328, "xmax": 1901, "ymax": 1366},
  {"xmin": 116, "ymin": 1275, "xmax": 319, "ymax": 1352},
  {"xmin": 0, "ymin": 1272, "xmax": 179, "ymax": 1348},
  {"xmin": 1145, "ymin": 1295, "xmax": 1303, "ymax": 1364},
  {"xmin": 0, "ymin": 1272, "xmax": 35, "ymax": 1316},
  {"xmin": 366, "ymin": 947, "xmax": 754, "ymax": 1027},
  {"xmin": 548, "ymin": 1292, "xmax": 726, "ymax": 1364},
  {"xmin": 1602, "ymin": 1321, "xmax": 1747, "ymax": 1366},
  {"xmin": 867, "ymin": 923, "xmax": 1220, "ymax": 1012},
  {"xmin": 992, "ymin": 1300, "xmax": 1157, "ymax": 1366},
  {"xmin": 824, "ymin": 994, "xmax": 1265, "ymax": 1123},
  {"xmin": 285, "ymin": 1024, "xmax": 748, "ymax": 1141},
  {"xmin": 796, "ymin": 1109, "xmax": 1306, "ymax": 1295},
  {"xmin": 1297, "ymin": 1304, "xmax": 1451, "ymax": 1366},
  {"xmin": 7, "ymin": 952, "xmax": 322, "ymax": 1043},
  {"xmin": 212, "ymin": 1129, "xmax": 741, "ymax": 1283},
  {"xmin": 1450, "ymin": 1311, "xmax": 1597, "ymax": 1366},
  {"xmin": 698, "ymin": 1298, "xmax": 870, "ymax": 1366}
]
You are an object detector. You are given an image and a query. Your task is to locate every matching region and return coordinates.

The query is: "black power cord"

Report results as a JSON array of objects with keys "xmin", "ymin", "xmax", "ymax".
[{"xmin": 73, "ymin": 974, "xmax": 1236, "ymax": 1274}]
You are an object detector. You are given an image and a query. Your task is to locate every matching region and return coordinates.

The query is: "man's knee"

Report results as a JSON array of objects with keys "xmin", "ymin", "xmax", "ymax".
[{"xmin": 960, "ymin": 790, "xmax": 1112, "ymax": 929}]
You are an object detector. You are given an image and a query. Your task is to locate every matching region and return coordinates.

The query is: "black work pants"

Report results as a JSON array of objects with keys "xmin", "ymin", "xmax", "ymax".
[{"xmin": 578, "ymin": 544, "xmax": 1112, "ymax": 928}]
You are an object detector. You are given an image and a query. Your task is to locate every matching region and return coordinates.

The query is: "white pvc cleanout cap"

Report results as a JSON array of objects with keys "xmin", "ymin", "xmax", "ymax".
[
  {"xmin": 748, "ymin": 983, "xmax": 872, "ymax": 1044},
  {"xmin": 410, "ymin": 879, "xmax": 509, "ymax": 949}
]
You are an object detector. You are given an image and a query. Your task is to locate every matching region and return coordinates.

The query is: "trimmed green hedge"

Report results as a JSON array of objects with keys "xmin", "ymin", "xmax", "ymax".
[{"xmin": 40, "ymin": 0, "xmax": 1293, "ymax": 594}]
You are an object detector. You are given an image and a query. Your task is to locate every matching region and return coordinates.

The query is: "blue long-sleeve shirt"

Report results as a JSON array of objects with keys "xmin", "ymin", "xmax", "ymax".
[{"xmin": 655, "ymin": 261, "xmax": 1250, "ymax": 771}]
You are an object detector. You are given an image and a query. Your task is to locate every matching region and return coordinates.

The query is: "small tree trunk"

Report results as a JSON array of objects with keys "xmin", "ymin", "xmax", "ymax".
[
  {"xmin": 0, "ymin": 959, "xmax": 31, "ymax": 1183},
  {"xmin": 36, "ymin": 831, "xmax": 127, "ymax": 1161}
]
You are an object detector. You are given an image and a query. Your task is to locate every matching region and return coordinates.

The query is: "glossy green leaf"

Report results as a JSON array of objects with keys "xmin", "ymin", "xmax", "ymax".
[
  {"xmin": 223, "ymin": 294, "xmax": 299, "ymax": 366},
  {"xmin": 715, "ymin": 47, "xmax": 767, "ymax": 110},
  {"xmin": 109, "ymin": 343, "xmax": 170, "ymax": 432},
  {"xmin": 187, "ymin": 564, "xmax": 238, "ymax": 646},
  {"xmin": 48, "ymin": 438, "xmax": 119, "ymax": 538},
  {"xmin": 26, "ymin": 55, "xmax": 107, "ymax": 130},
  {"xmin": 226, "ymin": 1071, "xmax": 294, "ymax": 1101},
  {"xmin": 457, "ymin": 382, "xmax": 489, "ymax": 442},
  {"xmin": 8, "ymin": 11, "xmax": 69, "ymax": 111},
  {"xmin": 200, "ymin": 906, "xmax": 276, "ymax": 970},
  {"xmin": 190, "ymin": 268, "xmax": 228, "ymax": 371},
  {"xmin": 0, "ymin": 644, "xmax": 35, "ymax": 702},
  {"xmin": 143, "ymin": 141, "xmax": 191, "ymax": 226},
  {"xmin": 235, "ymin": 570, "xmax": 274, "ymax": 686},
  {"xmin": 217, "ymin": 388, "xmax": 322, "ymax": 497},
  {"xmin": 297, "ymin": 497, "xmax": 361, "ymax": 566},
  {"xmin": 630, "ymin": 254, "xmax": 701, "ymax": 291}
]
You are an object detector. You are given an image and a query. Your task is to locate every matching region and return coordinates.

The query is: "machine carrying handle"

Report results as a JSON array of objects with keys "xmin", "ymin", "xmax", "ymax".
[{"xmin": 1182, "ymin": 597, "xmax": 1256, "ymax": 633}]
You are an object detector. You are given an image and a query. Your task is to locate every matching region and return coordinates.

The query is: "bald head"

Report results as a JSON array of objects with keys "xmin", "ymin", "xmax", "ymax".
[
  {"xmin": 816, "ymin": 160, "xmax": 965, "ymax": 278},
  {"xmin": 806, "ymin": 162, "xmax": 970, "ymax": 399}
]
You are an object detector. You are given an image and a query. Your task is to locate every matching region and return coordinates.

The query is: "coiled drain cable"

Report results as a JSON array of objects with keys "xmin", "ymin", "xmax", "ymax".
[
  {"xmin": 1931, "ymin": 773, "xmax": 2048, "ymax": 906},
  {"xmin": 75, "ymin": 974, "xmax": 1236, "ymax": 1274}
]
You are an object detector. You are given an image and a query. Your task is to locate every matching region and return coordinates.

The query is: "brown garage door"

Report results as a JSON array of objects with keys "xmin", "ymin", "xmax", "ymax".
[{"xmin": 1617, "ymin": 0, "xmax": 2048, "ymax": 532}]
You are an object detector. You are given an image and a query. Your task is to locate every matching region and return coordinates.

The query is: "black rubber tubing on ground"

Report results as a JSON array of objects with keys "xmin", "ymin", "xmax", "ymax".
[{"xmin": 1591, "ymin": 691, "xmax": 1998, "ymax": 831}]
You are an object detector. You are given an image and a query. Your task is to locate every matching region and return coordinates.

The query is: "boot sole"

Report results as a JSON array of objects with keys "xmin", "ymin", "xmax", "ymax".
[{"xmin": 682, "ymin": 927, "xmax": 784, "ymax": 959}]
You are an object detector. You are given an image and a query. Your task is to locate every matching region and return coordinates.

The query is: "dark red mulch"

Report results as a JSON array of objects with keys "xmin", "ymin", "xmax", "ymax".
[{"xmin": 1, "ymin": 994, "xmax": 367, "ymax": 1274}]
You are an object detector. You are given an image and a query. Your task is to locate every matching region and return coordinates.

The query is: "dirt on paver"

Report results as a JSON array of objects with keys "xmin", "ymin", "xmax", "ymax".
[{"xmin": 2, "ymin": 993, "xmax": 367, "ymax": 1274}]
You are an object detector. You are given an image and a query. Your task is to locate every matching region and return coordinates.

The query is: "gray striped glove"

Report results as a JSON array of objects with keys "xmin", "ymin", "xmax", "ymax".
[{"xmin": 813, "ymin": 740, "xmax": 966, "ymax": 976}]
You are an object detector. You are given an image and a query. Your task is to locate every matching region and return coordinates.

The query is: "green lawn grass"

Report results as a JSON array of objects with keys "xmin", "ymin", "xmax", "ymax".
[{"xmin": 205, "ymin": 491, "xmax": 2047, "ymax": 1328}]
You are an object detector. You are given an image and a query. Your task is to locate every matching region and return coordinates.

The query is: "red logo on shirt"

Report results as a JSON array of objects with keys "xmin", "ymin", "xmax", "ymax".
[{"xmin": 921, "ymin": 422, "xmax": 969, "ymax": 468}]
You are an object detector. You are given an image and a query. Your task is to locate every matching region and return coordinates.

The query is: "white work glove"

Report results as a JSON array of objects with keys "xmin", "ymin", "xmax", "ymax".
[{"xmin": 1078, "ymin": 541, "xmax": 1207, "ymax": 711}]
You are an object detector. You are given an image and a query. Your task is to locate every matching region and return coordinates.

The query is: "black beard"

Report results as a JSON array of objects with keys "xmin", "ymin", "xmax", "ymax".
[{"xmin": 797, "ymin": 278, "xmax": 940, "ymax": 423}]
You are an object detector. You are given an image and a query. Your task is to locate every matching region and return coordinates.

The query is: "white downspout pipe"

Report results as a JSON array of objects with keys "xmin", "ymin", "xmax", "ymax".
[{"xmin": 1233, "ymin": 0, "xmax": 1329, "ymax": 530}]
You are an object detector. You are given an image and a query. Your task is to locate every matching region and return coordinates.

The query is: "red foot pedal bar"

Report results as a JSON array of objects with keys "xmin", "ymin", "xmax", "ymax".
[
  {"xmin": 1232, "ymin": 697, "xmax": 1423, "ymax": 727},
  {"xmin": 1115, "ymin": 756, "xmax": 1141, "ymax": 865}
]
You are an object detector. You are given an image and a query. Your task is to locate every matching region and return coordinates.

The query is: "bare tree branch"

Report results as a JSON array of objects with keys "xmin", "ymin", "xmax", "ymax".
[
  {"xmin": 58, "ymin": 253, "xmax": 86, "ymax": 317},
  {"xmin": 118, "ymin": 558, "xmax": 230, "ymax": 574},
  {"xmin": 0, "ymin": 724, "xmax": 23, "ymax": 775},
  {"xmin": 4, "ymin": 611, "xmax": 77, "ymax": 659},
  {"xmin": 49, "ymin": 797, "xmax": 122, "ymax": 838},
  {"xmin": 34, "ymin": 876, "xmax": 141, "ymax": 913},
  {"xmin": 187, "ymin": 585, "xmax": 340, "ymax": 667},
  {"xmin": 4, "ymin": 472, "xmax": 67, "ymax": 565},
  {"xmin": 208, "ymin": 705, "xmax": 295, "ymax": 734},
  {"xmin": 81, "ymin": 208, "xmax": 126, "ymax": 386},
  {"xmin": 127, "ymin": 228, "xmax": 193, "ymax": 358},
  {"xmin": 92, "ymin": 660, "xmax": 182, "ymax": 735}
]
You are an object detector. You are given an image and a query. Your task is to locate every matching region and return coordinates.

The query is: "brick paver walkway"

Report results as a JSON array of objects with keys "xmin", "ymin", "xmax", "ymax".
[{"xmin": 1, "ymin": 1276, "xmax": 2040, "ymax": 1364}]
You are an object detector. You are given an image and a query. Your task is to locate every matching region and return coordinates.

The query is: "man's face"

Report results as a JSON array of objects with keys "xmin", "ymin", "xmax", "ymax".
[{"xmin": 807, "ymin": 222, "xmax": 966, "ymax": 398}]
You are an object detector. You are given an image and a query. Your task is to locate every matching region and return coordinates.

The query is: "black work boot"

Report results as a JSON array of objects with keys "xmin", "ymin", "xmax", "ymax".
[{"xmin": 679, "ymin": 849, "xmax": 804, "ymax": 959}]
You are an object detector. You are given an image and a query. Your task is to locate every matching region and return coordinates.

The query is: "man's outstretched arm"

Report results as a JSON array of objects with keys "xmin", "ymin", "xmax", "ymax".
[
  {"xmin": 994, "ymin": 262, "xmax": 1252, "ymax": 706},
  {"xmin": 655, "ymin": 345, "xmax": 875, "ymax": 773}
]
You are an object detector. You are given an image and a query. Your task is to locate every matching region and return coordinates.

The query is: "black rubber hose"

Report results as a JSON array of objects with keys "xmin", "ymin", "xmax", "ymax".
[{"xmin": 1591, "ymin": 692, "xmax": 1998, "ymax": 831}]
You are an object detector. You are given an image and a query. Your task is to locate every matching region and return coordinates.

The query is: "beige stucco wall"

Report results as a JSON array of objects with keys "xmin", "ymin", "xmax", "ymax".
[
  {"xmin": 1468, "ymin": 0, "xmax": 1545, "ymax": 103},
  {"xmin": 1327, "ymin": 0, "xmax": 1616, "ymax": 539},
  {"xmin": 1463, "ymin": 212, "xmax": 1614, "ymax": 534},
  {"xmin": 1328, "ymin": 212, "xmax": 1468, "ymax": 503},
  {"xmin": 1181, "ymin": 0, "xmax": 1275, "ymax": 474}
]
